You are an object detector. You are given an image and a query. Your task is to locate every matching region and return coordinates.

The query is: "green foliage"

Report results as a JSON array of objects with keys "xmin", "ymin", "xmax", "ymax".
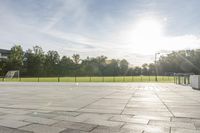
[
  {"xmin": 59, "ymin": 56, "xmax": 74, "ymax": 76},
  {"xmin": 44, "ymin": 50, "xmax": 60, "ymax": 76},
  {"xmin": 157, "ymin": 49, "xmax": 200, "ymax": 75},
  {"xmin": 119, "ymin": 59, "xmax": 129, "ymax": 75},
  {"xmin": 1, "ymin": 45, "xmax": 200, "ymax": 77},
  {"xmin": 24, "ymin": 46, "xmax": 45, "ymax": 76},
  {"xmin": 72, "ymin": 54, "xmax": 81, "ymax": 64},
  {"xmin": 7, "ymin": 45, "xmax": 23, "ymax": 70}
]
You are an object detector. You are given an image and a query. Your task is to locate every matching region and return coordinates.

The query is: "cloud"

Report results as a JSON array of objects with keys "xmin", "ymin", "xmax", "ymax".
[
  {"xmin": 43, "ymin": 0, "xmax": 89, "ymax": 31},
  {"xmin": 1, "ymin": 0, "xmax": 200, "ymax": 66}
]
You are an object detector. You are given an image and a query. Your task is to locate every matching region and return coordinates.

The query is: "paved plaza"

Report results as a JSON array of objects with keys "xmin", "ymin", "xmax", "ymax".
[{"xmin": 0, "ymin": 82, "xmax": 200, "ymax": 133}]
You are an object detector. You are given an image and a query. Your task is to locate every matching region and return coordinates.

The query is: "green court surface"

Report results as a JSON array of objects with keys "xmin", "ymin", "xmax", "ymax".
[{"xmin": 0, "ymin": 76, "xmax": 175, "ymax": 82}]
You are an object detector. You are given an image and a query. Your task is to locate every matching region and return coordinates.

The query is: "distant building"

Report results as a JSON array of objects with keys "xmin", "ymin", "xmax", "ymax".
[{"xmin": 0, "ymin": 49, "xmax": 10, "ymax": 60}]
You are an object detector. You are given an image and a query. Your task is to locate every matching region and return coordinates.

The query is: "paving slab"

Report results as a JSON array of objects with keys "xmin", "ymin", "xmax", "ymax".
[
  {"xmin": 148, "ymin": 120, "xmax": 196, "ymax": 129},
  {"xmin": 23, "ymin": 116, "xmax": 58, "ymax": 125},
  {"xmin": 0, "ymin": 119, "xmax": 30, "ymax": 128},
  {"xmin": 91, "ymin": 125, "xmax": 142, "ymax": 133},
  {"xmin": 0, "ymin": 82, "xmax": 200, "ymax": 132},
  {"xmin": 20, "ymin": 124, "xmax": 65, "ymax": 133},
  {"xmin": 0, "ymin": 125, "xmax": 33, "ymax": 133},
  {"xmin": 53, "ymin": 121, "xmax": 97, "ymax": 132},
  {"xmin": 110, "ymin": 115, "xmax": 149, "ymax": 124},
  {"xmin": 122, "ymin": 123, "xmax": 170, "ymax": 133},
  {"xmin": 171, "ymin": 128, "xmax": 200, "ymax": 133},
  {"xmin": 60, "ymin": 128, "xmax": 89, "ymax": 133}
]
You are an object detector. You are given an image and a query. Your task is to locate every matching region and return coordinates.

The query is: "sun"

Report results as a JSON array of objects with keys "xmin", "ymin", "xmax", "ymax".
[
  {"xmin": 122, "ymin": 18, "xmax": 164, "ymax": 42},
  {"xmin": 121, "ymin": 18, "xmax": 165, "ymax": 54},
  {"xmin": 134, "ymin": 19, "xmax": 162, "ymax": 38},
  {"xmin": 116, "ymin": 17, "xmax": 166, "ymax": 54}
]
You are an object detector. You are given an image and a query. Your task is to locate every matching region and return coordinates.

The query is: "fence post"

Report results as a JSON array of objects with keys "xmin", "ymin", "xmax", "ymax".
[
  {"xmin": 181, "ymin": 76, "xmax": 183, "ymax": 84},
  {"xmin": 58, "ymin": 77, "xmax": 60, "ymax": 82},
  {"xmin": 174, "ymin": 76, "xmax": 175, "ymax": 83},
  {"xmin": 184, "ymin": 76, "xmax": 186, "ymax": 84},
  {"xmin": 188, "ymin": 76, "xmax": 190, "ymax": 84},
  {"xmin": 178, "ymin": 76, "xmax": 180, "ymax": 84},
  {"xmin": 75, "ymin": 75, "xmax": 77, "ymax": 82},
  {"xmin": 37, "ymin": 77, "xmax": 39, "ymax": 82},
  {"xmin": 175, "ymin": 76, "xmax": 176, "ymax": 83}
]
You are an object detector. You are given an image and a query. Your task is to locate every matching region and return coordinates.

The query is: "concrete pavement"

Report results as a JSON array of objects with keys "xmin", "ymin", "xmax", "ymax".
[{"xmin": 0, "ymin": 83, "xmax": 199, "ymax": 133}]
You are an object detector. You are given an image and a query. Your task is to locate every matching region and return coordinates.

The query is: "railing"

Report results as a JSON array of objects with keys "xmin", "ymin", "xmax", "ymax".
[{"xmin": 174, "ymin": 75, "xmax": 190, "ymax": 85}]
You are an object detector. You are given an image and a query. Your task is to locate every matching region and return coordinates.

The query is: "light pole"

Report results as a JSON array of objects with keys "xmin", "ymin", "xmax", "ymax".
[{"xmin": 155, "ymin": 53, "xmax": 160, "ymax": 82}]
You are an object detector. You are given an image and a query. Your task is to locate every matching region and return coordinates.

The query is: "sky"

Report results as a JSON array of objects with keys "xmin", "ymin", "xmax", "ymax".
[{"xmin": 0, "ymin": 0, "xmax": 200, "ymax": 66}]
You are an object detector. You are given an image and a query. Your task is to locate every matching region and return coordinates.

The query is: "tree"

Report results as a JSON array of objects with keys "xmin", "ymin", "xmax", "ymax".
[
  {"xmin": 7, "ymin": 45, "xmax": 24, "ymax": 71},
  {"xmin": 156, "ymin": 50, "xmax": 200, "ymax": 75},
  {"xmin": 96, "ymin": 56, "xmax": 107, "ymax": 76},
  {"xmin": 104, "ymin": 59, "xmax": 120, "ymax": 76},
  {"xmin": 141, "ymin": 63, "xmax": 148, "ymax": 75},
  {"xmin": 133, "ymin": 67, "xmax": 142, "ymax": 76},
  {"xmin": 81, "ymin": 57, "xmax": 101, "ymax": 76},
  {"xmin": 148, "ymin": 63, "xmax": 155, "ymax": 75},
  {"xmin": 119, "ymin": 59, "xmax": 129, "ymax": 75},
  {"xmin": 4, "ymin": 45, "xmax": 200, "ymax": 77},
  {"xmin": 71, "ymin": 54, "xmax": 81, "ymax": 76},
  {"xmin": 72, "ymin": 54, "xmax": 81, "ymax": 64},
  {"xmin": 24, "ymin": 46, "xmax": 45, "ymax": 76},
  {"xmin": 59, "ymin": 56, "xmax": 74, "ymax": 76},
  {"xmin": 127, "ymin": 68, "xmax": 134, "ymax": 76},
  {"xmin": 0, "ymin": 59, "xmax": 7, "ymax": 76},
  {"xmin": 44, "ymin": 50, "xmax": 60, "ymax": 76}
]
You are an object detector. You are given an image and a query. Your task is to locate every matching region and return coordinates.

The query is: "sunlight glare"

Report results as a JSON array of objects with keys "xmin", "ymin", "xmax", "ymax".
[
  {"xmin": 124, "ymin": 18, "xmax": 164, "ymax": 54},
  {"xmin": 134, "ymin": 19, "xmax": 162, "ymax": 38}
]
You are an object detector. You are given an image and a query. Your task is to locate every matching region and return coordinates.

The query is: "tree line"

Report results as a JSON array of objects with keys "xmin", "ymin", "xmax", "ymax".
[
  {"xmin": 157, "ymin": 50, "xmax": 200, "ymax": 75},
  {"xmin": 0, "ymin": 45, "xmax": 132, "ymax": 77},
  {"xmin": 0, "ymin": 45, "xmax": 200, "ymax": 77}
]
